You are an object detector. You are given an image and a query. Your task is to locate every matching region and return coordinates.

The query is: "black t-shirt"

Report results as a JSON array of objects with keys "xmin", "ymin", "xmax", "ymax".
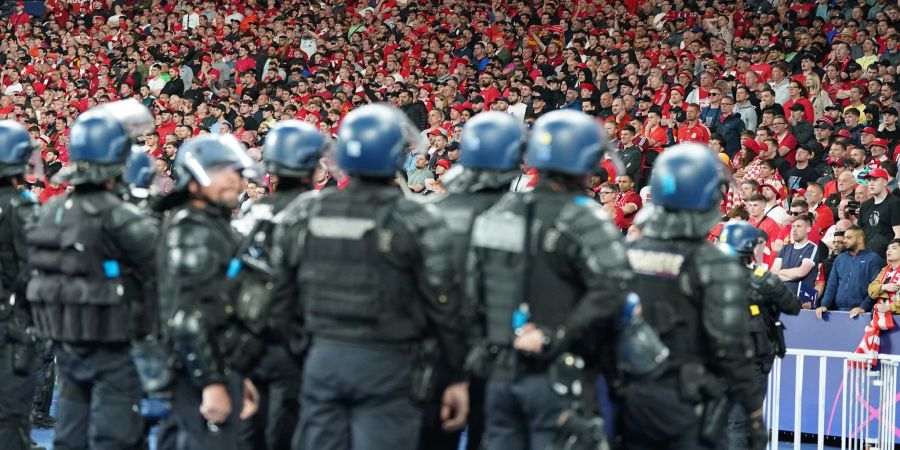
[
  {"xmin": 786, "ymin": 165, "xmax": 821, "ymax": 192},
  {"xmin": 859, "ymin": 194, "xmax": 900, "ymax": 258}
]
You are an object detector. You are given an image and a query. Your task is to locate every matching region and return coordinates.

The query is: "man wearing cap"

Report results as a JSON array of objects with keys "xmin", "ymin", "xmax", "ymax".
[
  {"xmin": 786, "ymin": 144, "xmax": 821, "ymax": 193},
  {"xmin": 867, "ymin": 137, "xmax": 890, "ymax": 169},
  {"xmin": 879, "ymin": 107, "xmax": 900, "ymax": 150},
  {"xmin": 814, "ymin": 119, "xmax": 834, "ymax": 153},
  {"xmin": 859, "ymin": 167, "xmax": 900, "ymax": 258},
  {"xmin": 788, "ymin": 103, "xmax": 814, "ymax": 148}
]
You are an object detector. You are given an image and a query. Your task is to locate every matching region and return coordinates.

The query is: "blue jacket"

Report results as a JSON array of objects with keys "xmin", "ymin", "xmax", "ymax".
[
  {"xmin": 821, "ymin": 250, "xmax": 883, "ymax": 311},
  {"xmin": 713, "ymin": 112, "xmax": 746, "ymax": 158}
]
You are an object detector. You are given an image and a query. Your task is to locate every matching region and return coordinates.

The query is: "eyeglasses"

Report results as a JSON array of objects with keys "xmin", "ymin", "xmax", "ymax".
[
  {"xmin": 788, "ymin": 211, "xmax": 806, "ymax": 216},
  {"xmin": 710, "ymin": 92, "xmax": 720, "ymax": 97},
  {"xmin": 773, "ymin": 122, "xmax": 787, "ymax": 126}
]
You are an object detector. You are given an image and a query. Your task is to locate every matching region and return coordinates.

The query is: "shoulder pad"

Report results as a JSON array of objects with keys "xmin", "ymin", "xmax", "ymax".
[
  {"xmin": 81, "ymin": 191, "xmax": 123, "ymax": 215},
  {"xmin": 273, "ymin": 190, "xmax": 320, "ymax": 228},
  {"xmin": 163, "ymin": 214, "xmax": 222, "ymax": 277},
  {"xmin": 694, "ymin": 244, "xmax": 746, "ymax": 284},
  {"xmin": 555, "ymin": 196, "xmax": 632, "ymax": 280},
  {"xmin": 394, "ymin": 197, "xmax": 445, "ymax": 235}
]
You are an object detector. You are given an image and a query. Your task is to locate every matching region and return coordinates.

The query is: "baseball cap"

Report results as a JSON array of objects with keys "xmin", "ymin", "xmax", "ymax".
[
  {"xmin": 837, "ymin": 129, "xmax": 852, "ymax": 138},
  {"xmin": 884, "ymin": 107, "xmax": 899, "ymax": 116},
  {"xmin": 825, "ymin": 105, "xmax": 843, "ymax": 112},
  {"xmin": 864, "ymin": 167, "xmax": 889, "ymax": 180},
  {"xmin": 471, "ymin": 95, "xmax": 485, "ymax": 104},
  {"xmin": 846, "ymin": 61, "xmax": 862, "ymax": 73},
  {"xmin": 871, "ymin": 138, "xmax": 889, "ymax": 148},
  {"xmin": 862, "ymin": 127, "xmax": 877, "ymax": 136}
]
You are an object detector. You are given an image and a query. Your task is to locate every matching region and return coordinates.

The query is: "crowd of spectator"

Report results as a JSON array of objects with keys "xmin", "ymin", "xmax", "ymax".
[{"xmin": 1, "ymin": 0, "xmax": 899, "ymax": 315}]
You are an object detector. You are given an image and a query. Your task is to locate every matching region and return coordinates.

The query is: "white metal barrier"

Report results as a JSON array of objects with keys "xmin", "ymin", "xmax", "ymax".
[{"xmin": 764, "ymin": 349, "xmax": 900, "ymax": 449}]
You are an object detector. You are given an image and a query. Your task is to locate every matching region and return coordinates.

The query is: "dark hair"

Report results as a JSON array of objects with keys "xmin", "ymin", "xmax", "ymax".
[
  {"xmin": 749, "ymin": 193, "xmax": 767, "ymax": 203},
  {"xmin": 794, "ymin": 213, "xmax": 814, "ymax": 226},
  {"xmin": 790, "ymin": 198, "xmax": 809, "ymax": 209},
  {"xmin": 726, "ymin": 206, "xmax": 749, "ymax": 220}
]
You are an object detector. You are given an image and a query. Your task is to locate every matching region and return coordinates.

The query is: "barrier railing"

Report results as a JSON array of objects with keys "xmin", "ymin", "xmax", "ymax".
[{"xmin": 765, "ymin": 349, "xmax": 900, "ymax": 449}]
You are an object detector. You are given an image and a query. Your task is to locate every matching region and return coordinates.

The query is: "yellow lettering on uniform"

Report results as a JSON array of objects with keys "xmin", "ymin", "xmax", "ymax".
[{"xmin": 750, "ymin": 305, "xmax": 760, "ymax": 316}]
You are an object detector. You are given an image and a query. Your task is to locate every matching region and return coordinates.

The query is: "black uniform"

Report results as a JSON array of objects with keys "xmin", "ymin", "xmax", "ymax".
[
  {"xmin": 235, "ymin": 187, "xmax": 306, "ymax": 450},
  {"xmin": 620, "ymin": 238, "xmax": 759, "ymax": 450},
  {"xmin": 726, "ymin": 266, "xmax": 799, "ymax": 450},
  {"xmin": 0, "ymin": 187, "xmax": 40, "ymax": 450},
  {"xmin": 466, "ymin": 186, "xmax": 632, "ymax": 450},
  {"xmin": 157, "ymin": 203, "xmax": 264, "ymax": 450},
  {"xmin": 271, "ymin": 180, "xmax": 467, "ymax": 450},
  {"xmin": 419, "ymin": 169, "xmax": 514, "ymax": 450},
  {"xmin": 27, "ymin": 187, "xmax": 158, "ymax": 450}
]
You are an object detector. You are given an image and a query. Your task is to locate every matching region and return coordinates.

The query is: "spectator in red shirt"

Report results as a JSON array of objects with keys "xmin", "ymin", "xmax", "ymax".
[
  {"xmin": 805, "ymin": 182, "xmax": 836, "ymax": 238},
  {"xmin": 772, "ymin": 115, "xmax": 799, "ymax": 166},
  {"xmin": 597, "ymin": 182, "xmax": 627, "ymax": 231},
  {"xmin": 615, "ymin": 174, "xmax": 642, "ymax": 231},
  {"xmin": 676, "ymin": 104, "xmax": 711, "ymax": 144},
  {"xmin": 748, "ymin": 193, "xmax": 782, "ymax": 269}
]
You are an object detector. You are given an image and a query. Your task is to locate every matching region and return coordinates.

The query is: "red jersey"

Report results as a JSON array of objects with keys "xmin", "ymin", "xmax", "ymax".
[
  {"xmin": 615, "ymin": 190, "xmax": 642, "ymax": 230},
  {"xmin": 676, "ymin": 121, "xmax": 711, "ymax": 144}
]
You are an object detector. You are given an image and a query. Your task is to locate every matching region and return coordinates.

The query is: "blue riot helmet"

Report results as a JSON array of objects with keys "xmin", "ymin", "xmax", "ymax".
[
  {"xmin": 459, "ymin": 112, "xmax": 524, "ymax": 170},
  {"xmin": 648, "ymin": 143, "xmax": 724, "ymax": 211},
  {"xmin": 173, "ymin": 133, "xmax": 261, "ymax": 190},
  {"xmin": 0, "ymin": 120, "xmax": 35, "ymax": 177},
  {"xmin": 525, "ymin": 109, "xmax": 615, "ymax": 176},
  {"xmin": 635, "ymin": 143, "xmax": 731, "ymax": 239},
  {"xmin": 335, "ymin": 103, "xmax": 424, "ymax": 177},
  {"xmin": 262, "ymin": 120, "xmax": 328, "ymax": 177},
  {"xmin": 61, "ymin": 99, "xmax": 154, "ymax": 185},
  {"xmin": 719, "ymin": 221, "xmax": 760, "ymax": 256},
  {"xmin": 123, "ymin": 147, "xmax": 156, "ymax": 190}
]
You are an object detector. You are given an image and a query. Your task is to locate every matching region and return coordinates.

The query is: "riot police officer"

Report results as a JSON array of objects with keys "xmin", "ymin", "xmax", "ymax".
[
  {"xmin": 236, "ymin": 121, "xmax": 328, "ymax": 450},
  {"xmin": 718, "ymin": 221, "xmax": 799, "ymax": 450},
  {"xmin": 466, "ymin": 109, "xmax": 632, "ymax": 450},
  {"xmin": 0, "ymin": 121, "xmax": 41, "ymax": 450},
  {"xmin": 155, "ymin": 133, "xmax": 262, "ymax": 450},
  {"xmin": 421, "ymin": 111, "xmax": 526, "ymax": 450},
  {"xmin": 26, "ymin": 99, "xmax": 159, "ymax": 450},
  {"xmin": 620, "ymin": 143, "xmax": 766, "ymax": 450},
  {"xmin": 270, "ymin": 104, "xmax": 469, "ymax": 450}
]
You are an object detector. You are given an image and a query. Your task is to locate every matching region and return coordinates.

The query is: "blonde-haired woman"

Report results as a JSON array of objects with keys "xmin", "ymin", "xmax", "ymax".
[{"xmin": 805, "ymin": 73, "xmax": 833, "ymax": 121}]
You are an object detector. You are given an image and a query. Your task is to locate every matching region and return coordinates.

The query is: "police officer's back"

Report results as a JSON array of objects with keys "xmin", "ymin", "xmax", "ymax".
[
  {"xmin": 154, "ymin": 134, "xmax": 263, "ymax": 450},
  {"xmin": 466, "ymin": 110, "xmax": 632, "ymax": 450},
  {"xmin": 0, "ymin": 121, "xmax": 42, "ymax": 450},
  {"xmin": 26, "ymin": 100, "xmax": 159, "ymax": 450},
  {"xmin": 421, "ymin": 112, "xmax": 526, "ymax": 450},
  {"xmin": 235, "ymin": 121, "xmax": 328, "ymax": 450},
  {"xmin": 719, "ymin": 221, "xmax": 799, "ymax": 450},
  {"xmin": 271, "ymin": 104, "xmax": 469, "ymax": 450},
  {"xmin": 620, "ymin": 144, "xmax": 764, "ymax": 450}
]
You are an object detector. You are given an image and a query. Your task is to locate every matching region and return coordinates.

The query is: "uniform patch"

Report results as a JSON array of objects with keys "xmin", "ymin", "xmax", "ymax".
[
  {"xmin": 627, "ymin": 249, "xmax": 685, "ymax": 278},
  {"xmin": 754, "ymin": 267, "xmax": 767, "ymax": 277},
  {"xmin": 750, "ymin": 304, "xmax": 760, "ymax": 316},
  {"xmin": 309, "ymin": 217, "xmax": 375, "ymax": 239}
]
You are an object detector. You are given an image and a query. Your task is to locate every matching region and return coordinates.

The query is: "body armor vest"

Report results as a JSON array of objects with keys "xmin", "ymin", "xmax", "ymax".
[
  {"xmin": 27, "ymin": 191, "xmax": 133, "ymax": 343},
  {"xmin": 625, "ymin": 239, "xmax": 707, "ymax": 375},
  {"xmin": 471, "ymin": 195, "xmax": 577, "ymax": 347},
  {"xmin": 299, "ymin": 189, "xmax": 426, "ymax": 343}
]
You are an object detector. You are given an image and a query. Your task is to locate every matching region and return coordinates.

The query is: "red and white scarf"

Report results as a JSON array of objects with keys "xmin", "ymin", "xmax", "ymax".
[{"xmin": 853, "ymin": 266, "xmax": 899, "ymax": 366}]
